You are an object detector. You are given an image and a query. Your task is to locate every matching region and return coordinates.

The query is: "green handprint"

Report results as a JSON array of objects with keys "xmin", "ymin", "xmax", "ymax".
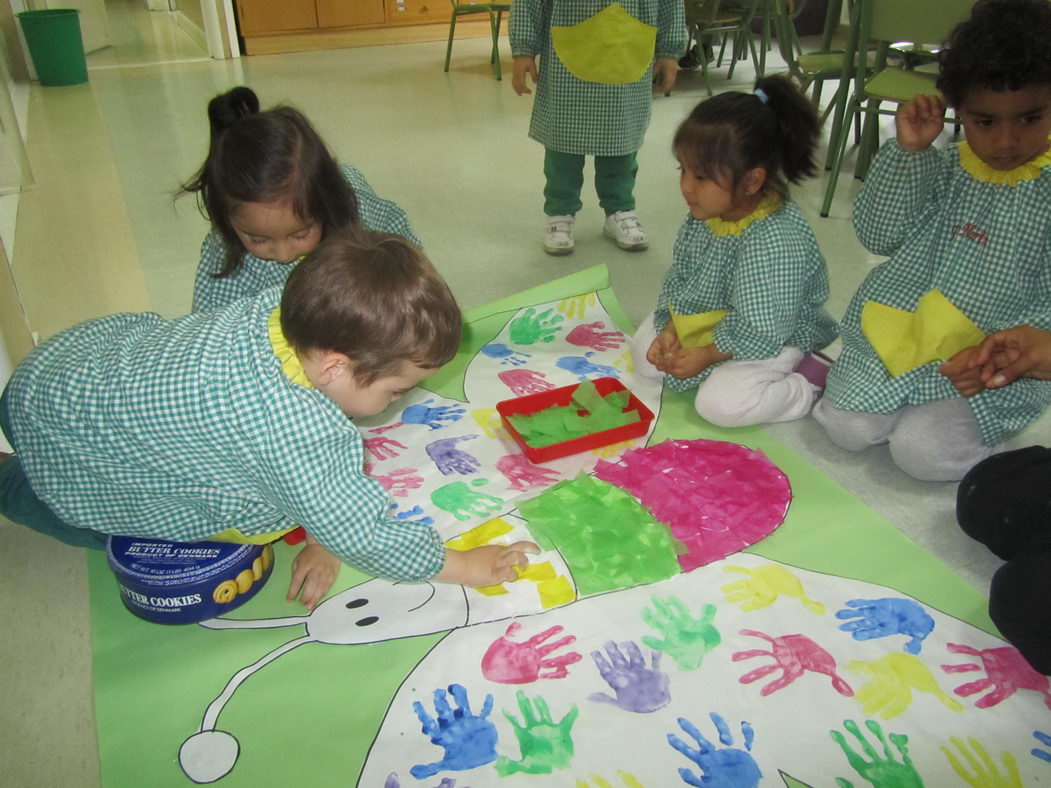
[
  {"xmin": 640, "ymin": 595, "xmax": 721, "ymax": 671},
  {"xmin": 509, "ymin": 308, "xmax": 565, "ymax": 345},
  {"xmin": 941, "ymin": 736, "xmax": 1022, "ymax": 788},
  {"xmin": 495, "ymin": 690, "xmax": 579, "ymax": 775},
  {"xmin": 831, "ymin": 719, "xmax": 924, "ymax": 788}
]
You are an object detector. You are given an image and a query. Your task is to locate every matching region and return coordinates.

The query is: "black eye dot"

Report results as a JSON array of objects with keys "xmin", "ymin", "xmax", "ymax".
[
  {"xmin": 355, "ymin": 616, "xmax": 379, "ymax": 627},
  {"xmin": 345, "ymin": 598, "xmax": 368, "ymax": 609}
]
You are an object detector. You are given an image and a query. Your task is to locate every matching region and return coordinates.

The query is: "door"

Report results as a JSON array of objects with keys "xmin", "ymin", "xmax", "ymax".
[{"xmin": 40, "ymin": 0, "xmax": 111, "ymax": 53}]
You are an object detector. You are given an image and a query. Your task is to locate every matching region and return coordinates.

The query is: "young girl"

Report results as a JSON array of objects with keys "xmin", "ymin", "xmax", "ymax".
[
  {"xmin": 630, "ymin": 75, "xmax": 837, "ymax": 427},
  {"xmin": 814, "ymin": 0, "xmax": 1051, "ymax": 482},
  {"xmin": 183, "ymin": 86, "xmax": 422, "ymax": 313}
]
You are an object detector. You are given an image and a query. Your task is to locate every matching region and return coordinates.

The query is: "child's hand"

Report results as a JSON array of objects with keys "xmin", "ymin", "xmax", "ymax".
[
  {"xmin": 435, "ymin": 542, "xmax": 540, "ymax": 587},
  {"xmin": 646, "ymin": 327, "xmax": 681, "ymax": 370},
  {"xmin": 972, "ymin": 325, "xmax": 1051, "ymax": 387},
  {"xmin": 939, "ymin": 345, "xmax": 986, "ymax": 396},
  {"xmin": 896, "ymin": 94, "xmax": 946, "ymax": 152},
  {"xmin": 661, "ymin": 345, "xmax": 717, "ymax": 380},
  {"xmin": 287, "ymin": 539, "xmax": 342, "ymax": 610},
  {"xmin": 653, "ymin": 57, "xmax": 678, "ymax": 95},
  {"xmin": 512, "ymin": 56, "xmax": 538, "ymax": 96}
]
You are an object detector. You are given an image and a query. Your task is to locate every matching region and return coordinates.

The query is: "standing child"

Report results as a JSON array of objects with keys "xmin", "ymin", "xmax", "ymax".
[
  {"xmin": 184, "ymin": 86, "xmax": 421, "ymax": 313},
  {"xmin": 814, "ymin": 0, "xmax": 1051, "ymax": 482},
  {"xmin": 0, "ymin": 231, "xmax": 537, "ymax": 610},
  {"xmin": 509, "ymin": 0, "xmax": 687, "ymax": 255},
  {"xmin": 629, "ymin": 75, "xmax": 837, "ymax": 428}
]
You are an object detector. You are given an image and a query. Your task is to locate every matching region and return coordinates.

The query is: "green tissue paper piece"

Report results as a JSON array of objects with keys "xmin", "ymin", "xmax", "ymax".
[
  {"xmin": 518, "ymin": 473, "xmax": 681, "ymax": 595},
  {"xmin": 508, "ymin": 380, "xmax": 640, "ymax": 448}
]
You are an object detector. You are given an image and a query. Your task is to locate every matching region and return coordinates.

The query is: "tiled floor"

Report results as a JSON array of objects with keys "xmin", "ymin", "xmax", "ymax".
[{"xmin": 2, "ymin": 3, "xmax": 1046, "ymax": 785}]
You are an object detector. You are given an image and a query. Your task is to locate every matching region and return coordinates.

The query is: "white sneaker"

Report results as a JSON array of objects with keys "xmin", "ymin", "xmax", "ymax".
[
  {"xmin": 543, "ymin": 214, "xmax": 575, "ymax": 255},
  {"xmin": 604, "ymin": 210, "xmax": 648, "ymax": 251}
]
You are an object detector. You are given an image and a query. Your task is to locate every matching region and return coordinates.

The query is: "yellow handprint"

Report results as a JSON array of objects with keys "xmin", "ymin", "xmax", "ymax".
[
  {"xmin": 471, "ymin": 407, "xmax": 509, "ymax": 440},
  {"xmin": 721, "ymin": 564, "xmax": 826, "ymax": 614},
  {"xmin": 614, "ymin": 348, "xmax": 634, "ymax": 373},
  {"xmin": 558, "ymin": 293, "xmax": 597, "ymax": 320},
  {"xmin": 942, "ymin": 736, "xmax": 1022, "ymax": 788},
  {"xmin": 576, "ymin": 770, "xmax": 647, "ymax": 788},
  {"xmin": 849, "ymin": 652, "xmax": 964, "ymax": 719}
]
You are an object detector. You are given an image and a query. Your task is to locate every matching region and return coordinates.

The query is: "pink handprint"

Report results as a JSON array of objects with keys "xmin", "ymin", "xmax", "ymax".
[
  {"xmin": 371, "ymin": 467, "xmax": 424, "ymax": 498},
  {"xmin": 498, "ymin": 369, "xmax": 555, "ymax": 396},
  {"xmin": 496, "ymin": 453, "xmax": 561, "ymax": 491},
  {"xmin": 942, "ymin": 642, "xmax": 1051, "ymax": 710},
  {"xmin": 481, "ymin": 622, "xmax": 582, "ymax": 684},
  {"xmin": 566, "ymin": 322, "xmax": 626, "ymax": 352},
  {"xmin": 733, "ymin": 629, "xmax": 853, "ymax": 697},
  {"xmin": 364, "ymin": 434, "xmax": 407, "ymax": 461}
]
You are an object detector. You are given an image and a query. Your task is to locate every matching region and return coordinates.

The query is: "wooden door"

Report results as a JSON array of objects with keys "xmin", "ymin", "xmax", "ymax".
[
  {"xmin": 387, "ymin": 0, "xmax": 454, "ymax": 26},
  {"xmin": 316, "ymin": 0, "xmax": 386, "ymax": 28},
  {"xmin": 235, "ymin": 0, "xmax": 317, "ymax": 34}
]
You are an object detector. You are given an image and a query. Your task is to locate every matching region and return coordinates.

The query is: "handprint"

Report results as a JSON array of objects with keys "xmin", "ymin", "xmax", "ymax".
[
  {"xmin": 499, "ymin": 368, "xmax": 555, "ymax": 396},
  {"xmin": 589, "ymin": 640, "xmax": 670, "ymax": 713},
  {"xmin": 391, "ymin": 503, "xmax": 434, "ymax": 526},
  {"xmin": 510, "ymin": 307, "xmax": 564, "ymax": 344},
  {"xmin": 497, "ymin": 453, "xmax": 560, "ymax": 491},
  {"xmin": 849, "ymin": 652, "xmax": 964, "ymax": 719},
  {"xmin": 667, "ymin": 712, "xmax": 762, "ymax": 788},
  {"xmin": 470, "ymin": 408, "xmax": 509, "ymax": 440},
  {"xmin": 402, "ymin": 399, "xmax": 467, "ymax": 430},
  {"xmin": 430, "ymin": 480, "xmax": 504, "ymax": 521},
  {"xmin": 941, "ymin": 736, "xmax": 1022, "ymax": 787},
  {"xmin": 721, "ymin": 564, "xmax": 826, "ymax": 614},
  {"xmin": 566, "ymin": 322, "xmax": 627, "ymax": 352},
  {"xmin": 495, "ymin": 691, "xmax": 579, "ymax": 776},
  {"xmin": 410, "ymin": 684, "xmax": 498, "ymax": 779},
  {"xmin": 385, "ymin": 775, "xmax": 464, "ymax": 788},
  {"xmin": 836, "ymin": 598, "xmax": 935, "ymax": 655},
  {"xmin": 733, "ymin": 629, "xmax": 853, "ymax": 697},
  {"xmin": 556, "ymin": 352, "xmax": 620, "ymax": 381},
  {"xmin": 831, "ymin": 719, "xmax": 922, "ymax": 788},
  {"xmin": 426, "ymin": 434, "xmax": 481, "ymax": 476},
  {"xmin": 372, "ymin": 467, "xmax": 424, "ymax": 497},
  {"xmin": 558, "ymin": 293, "xmax": 596, "ymax": 320},
  {"xmin": 641, "ymin": 596, "xmax": 721, "ymax": 671},
  {"xmin": 576, "ymin": 770, "xmax": 646, "ymax": 788},
  {"xmin": 481, "ymin": 621, "xmax": 582, "ymax": 684},
  {"xmin": 364, "ymin": 434, "xmax": 407, "ymax": 461},
  {"xmin": 1032, "ymin": 731, "xmax": 1051, "ymax": 764},
  {"xmin": 941, "ymin": 642, "xmax": 1051, "ymax": 710},
  {"xmin": 481, "ymin": 343, "xmax": 532, "ymax": 366}
]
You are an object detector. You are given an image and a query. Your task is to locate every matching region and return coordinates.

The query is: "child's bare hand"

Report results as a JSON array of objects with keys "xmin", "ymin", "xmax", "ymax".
[
  {"xmin": 512, "ymin": 56, "xmax": 538, "ymax": 96},
  {"xmin": 647, "ymin": 327, "xmax": 681, "ymax": 370},
  {"xmin": 661, "ymin": 345, "xmax": 713, "ymax": 380},
  {"xmin": 653, "ymin": 57, "xmax": 678, "ymax": 94},
  {"xmin": 939, "ymin": 345, "xmax": 985, "ymax": 396},
  {"xmin": 287, "ymin": 541, "xmax": 341, "ymax": 610},
  {"xmin": 435, "ymin": 542, "xmax": 540, "ymax": 587},
  {"xmin": 972, "ymin": 325, "xmax": 1051, "ymax": 387},
  {"xmin": 896, "ymin": 94, "xmax": 946, "ymax": 152}
]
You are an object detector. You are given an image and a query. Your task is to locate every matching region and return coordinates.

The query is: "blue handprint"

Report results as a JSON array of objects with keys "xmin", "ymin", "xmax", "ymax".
[
  {"xmin": 589, "ymin": 640, "xmax": 670, "ymax": 713},
  {"xmin": 1034, "ymin": 730, "xmax": 1051, "ymax": 764},
  {"xmin": 556, "ymin": 352, "xmax": 619, "ymax": 382},
  {"xmin": 425, "ymin": 434, "xmax": 481, "ymax": 476},
  {"xmin": 668, "ymin": 713, "xmax": 762, "ymax": 788},
  {"xmin": 402, "ymin": 399, "xmax": 467, "ymax": 430},
  {"xmin": 410, "ymin": 684, "xmax": 499, "ymax": 779},
  {"xmin": 836, "ymin": 598, "xmax": 935, "ymax": 655},
  {"xmin": 481, "ymin": 343, "xmax": 532, "ymax": 366},
  {"xmin": 391, "ymin": 503, "xmax": 434, "ymax": 526}
]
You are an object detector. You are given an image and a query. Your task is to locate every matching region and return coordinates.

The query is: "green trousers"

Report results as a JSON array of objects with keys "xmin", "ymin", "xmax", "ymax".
[{"xmin": 543, "ymin": 148, "xmax": 638, "ymax": 217}]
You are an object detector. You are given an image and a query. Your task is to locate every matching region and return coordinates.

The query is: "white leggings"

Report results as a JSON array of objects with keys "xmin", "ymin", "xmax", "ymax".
[{"xmin": 630, "ymin": 313, "xmax": 819, "ymax": 428}]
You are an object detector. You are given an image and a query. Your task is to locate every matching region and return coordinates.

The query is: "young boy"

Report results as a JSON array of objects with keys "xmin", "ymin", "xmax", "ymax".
[{"xmin": 0, "ymin": 231, "xmax": 537, "ymax": 609}]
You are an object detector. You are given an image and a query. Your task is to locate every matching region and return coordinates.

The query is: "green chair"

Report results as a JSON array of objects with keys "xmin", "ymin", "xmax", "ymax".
[
  {"xmin": 819, "ymin": 0, "xmax": 973, "ymax": 217},
  {"xmin": 444, "ymin": 1, "xmax": 512, "ymax": 81},
  {"xmin": 684, "ymin": 0, "xmax": 762, "ymax": 95}
]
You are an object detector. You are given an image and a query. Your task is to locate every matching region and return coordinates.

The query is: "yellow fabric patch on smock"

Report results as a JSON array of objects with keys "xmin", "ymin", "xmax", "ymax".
[
  {"xmin": 267, "ymin": 307, "xmax": 314, "ymax": 389},
  {"xmin": 670, "ymin": 308, "xmax": 729, "ymax": 348},
  {"xmin": 861, "ymin": 289, "xmax": 985, "ymax": 378},
  {"xmin": 552, "ymin": 4, "xmax": 657, "ymax": 85},
  {"xmin": 959, "ymin": 138, "xmax": 1051, "ymax": 186},
  {"xmin": 207, "ymin": 528, "xmax": 292, "ymax": 545}
]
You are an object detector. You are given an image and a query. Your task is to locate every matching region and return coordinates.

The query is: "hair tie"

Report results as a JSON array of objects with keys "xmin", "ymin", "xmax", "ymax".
[{"xmin": 754, "ymin": 88, "xmax": 769, "ymax": 104}]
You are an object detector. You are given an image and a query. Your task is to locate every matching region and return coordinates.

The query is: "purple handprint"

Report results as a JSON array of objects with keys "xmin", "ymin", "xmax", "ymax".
[
  {"xmin": 733, "ymin": 629, "xmax": 853, "ymax": 697},
  {"xmin": 481, "ymin": 343, "xmax": 532, "ymax": 366},
  {"xmin": 942, "ymin": 642, "xmax": 1051, "ymax": 710},
  {"xmin": 496, "ymin": 453, "xmax": 561, "ymax": 491},
  {"xmin": 372, "ymin": 467, "xmax": 424, "ymax": 497},
  {"xmin": 410, "ymin": 684, "xmax": 498, "ymax": 780},
  {"xmin": 566, "ymin": 322, "xmax": 626, "ymax": 352},
  {"xmin": 836, "ymin": 597, "xmax": 935, "ymax": 654},
  {"xmin": 498, "ymin": 369, "xmax": 555, "ymax": 396},
  {"xmin": 555, "ymin": 352, "xmax": 619, "ymax": 382},
  {"xmin": 385, "ymin": 775, "xmax": 463, "ymax": 788},
  {"xmin": 402, "ymin": 399, "xmax": 467, "ymax": 430},
  {"xmin": 364, "ymin": 434, "xmax": 407, "ymax": 461},
  {"xmin": 589, "ymin": 640, "xmax": 670, "ymax": 713},
  {"xmin": 668, "ymin": 713, "xmax": 762, "ymax": 788},
  {"xmin": 425, "ymin": 434, "xmax": 481, "ymax": 476},
  {"xmin": 481, "ymin": 621, "xmax": 582, "ymax": 684}
]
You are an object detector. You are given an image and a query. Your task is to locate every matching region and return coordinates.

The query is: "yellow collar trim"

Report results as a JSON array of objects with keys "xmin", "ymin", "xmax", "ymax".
[
  {"xmin": 267, "ymin": 308, "xmax": 313, "ymax": 389},
  {"xmin": 959, "ymin": 139, "xmax": 1051, "ymax": 186},
  {"xmin": 705, "ymin": 193, "xmax": 782, "ymax": 236}
]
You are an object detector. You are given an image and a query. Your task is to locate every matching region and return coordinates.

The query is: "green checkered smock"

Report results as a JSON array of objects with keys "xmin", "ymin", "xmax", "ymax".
[
  {"xmin": 509, "ymin": 0, "xmax": 687, "ymax": 156},
  {"xmin": 192, "ymin": 165, "xmax": 422, "ymax": 313},
  {"xmin": 653, "ymin": 199, "xmax": 837, "ymax": 392},
  {"xmin": 5, "ymin": 288, "xmax": 445, "ymax": 582},
  {"xmin": 825, "ymin": 140, "xmax": 1051, "ymax": 446}
]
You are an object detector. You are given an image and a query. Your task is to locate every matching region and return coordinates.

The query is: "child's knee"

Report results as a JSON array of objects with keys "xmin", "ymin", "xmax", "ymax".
[
  {"xmin": 694, "ymin": 379, "xmax": 752, "ymax": 428},
  {"xmin": 812, "ymin": 400, "xmax": 892, "ymax": 452}
]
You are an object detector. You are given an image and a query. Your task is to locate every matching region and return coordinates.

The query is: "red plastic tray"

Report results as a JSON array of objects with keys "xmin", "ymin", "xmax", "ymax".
[{"xmin": 496, "ymin": 377, "xmax": 654, "ymax": 464}]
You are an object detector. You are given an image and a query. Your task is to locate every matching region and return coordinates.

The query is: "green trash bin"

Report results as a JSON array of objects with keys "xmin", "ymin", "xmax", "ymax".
[{"xmin": 17, "ymin": 9, "xmax": 88, "ymax": 87}]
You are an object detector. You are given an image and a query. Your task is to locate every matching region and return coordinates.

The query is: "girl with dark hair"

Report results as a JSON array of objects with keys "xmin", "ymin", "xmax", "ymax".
[
  {"xmin": 181, "ymin": 86, "xmax": 421, "ymax": 313},
  {"xmin": 629, "ymin": 75, "xmax": 836, "ymax": 428}
]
